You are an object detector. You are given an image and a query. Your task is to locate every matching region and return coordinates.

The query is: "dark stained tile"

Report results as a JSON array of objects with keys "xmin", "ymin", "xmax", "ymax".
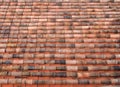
[{"xmin": 55, "ymin": 60, "xmax": 66, "ymax": 64}]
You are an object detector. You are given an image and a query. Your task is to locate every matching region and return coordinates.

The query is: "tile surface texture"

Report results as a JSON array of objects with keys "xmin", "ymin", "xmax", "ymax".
[{"xmin": 0, "ymin": 0, "xmax": 120, "ymax": 87}]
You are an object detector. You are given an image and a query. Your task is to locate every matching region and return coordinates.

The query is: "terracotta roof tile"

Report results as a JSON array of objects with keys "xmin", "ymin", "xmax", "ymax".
[{"xmin": 0, "ymin": 0, "xmax": 120, "ymax": 87}]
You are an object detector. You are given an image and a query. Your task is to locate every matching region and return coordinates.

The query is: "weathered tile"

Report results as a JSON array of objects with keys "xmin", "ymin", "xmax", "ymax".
[
  {"xmin": 0, "ymin": 0, "xmax": 119, "ymax": 86},
  {"xmin": 55, "ymin": 60, "xmax": 66, "ymax": 64},
  {"xmin": 0, "ymin": 44, "xmax": 7, "ymax": 48},
  {"xmin": 12, "ymin": 54, "xmax": 24, "ymax": 58},
  {"xmin": 0, "ymin": 79, "xmax": 8, "ymax": 84},
  {"xmin": 24, "ymin": 60, "xmax": 34, "ymax": 64},
  {"xmin": 78, "ymin": 66, "xmax": 88, "ymax": 71},
  {"xmin": 56, "ymin": 66, "xmax": 66, "ymax": 71},
  {"xmin": 67, "ymin": 66, "xmax": 78, "ymax": 71},
  {"xmin": 3, "ymin": 60, "xmax": 12, "ymax": 64},
  {"xmin": 52, "ymin": 72, "xmax": 66, "ymax": 77},
  {"xmin": 0, "ymin": 48, "xmax": 5, "ymax": 53},
  {"xmin": 78, "ymin": 79, "xmax": 89, "ymax": 84}
]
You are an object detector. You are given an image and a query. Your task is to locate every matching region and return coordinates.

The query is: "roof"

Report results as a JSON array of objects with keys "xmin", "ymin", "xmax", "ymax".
[{"xmin": 0, "ymin": 0, "xmax": 120, "ymax": 87}]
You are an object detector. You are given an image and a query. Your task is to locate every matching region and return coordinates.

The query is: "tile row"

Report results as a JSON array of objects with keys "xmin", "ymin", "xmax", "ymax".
[
  {"xmin": 0, "ymin": 71, "xmax": 120, "ymax": 78},
  {"xmin": 1, "ymin": 30, "xmax": 120, "ymax": 35},
  {"xmin": 0, "ymin": 48, "xmax": 120, "ymax": 53},
  {"xmin": 1, "ymin": 65, "xmax": 120, "ymax": 71},
  {"xmin": 0, "ymin": 53, "xmax": 119, "ymax": 59},
  {"xmin": 1, "ymin": 59, "xmax": 120, "ymax": 65},
  {"xmin": 0, "ymin": 34, "xmax": 120, "ymax": 39},
  {"xmin": 1, "ymin": 19, "xmax": 120, "ymax": 23},
  {"xmin": 0, "ymin": 7, "xmax": 120, "ymax": 11},
  {"xmin": 0, "ymin": 38, "xmax": 119, "ymax": 43},
  {"xmin": 0, "ymin": 78, "xmax": 120, "ymax": 84},
  {"xmin": 0, "ymin": 0, "xmax": 120, "ymax": 2},
  {"xmin": 0, "ymin": 43, "xmax": 120, "ymax": 48},
  {"xmin": 1, "ymin": 20, "xmax": 120, "ymax": 25},
  {"xmin": 0, "ymin": 26, "xmax": 119, "ymax": 30},
  {"xmin": 0, "ymin": 9, "xmax": 120, "ymax": 13},
  {"xmin": 0, "ymin": 23, "xmax": 120, "ymax": 27}
]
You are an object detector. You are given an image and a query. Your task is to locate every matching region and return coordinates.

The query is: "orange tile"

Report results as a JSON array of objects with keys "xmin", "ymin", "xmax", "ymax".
[
  {"xmin": 38, "ymin": 85, "xmax": 49, "ymax": 87},
  {"xmin": 49, "ymin": 85, "xmax": 60, "ymax": 87},
  {"xmin": 13, "ymin": 84, "xmax": 26, "ymax": 87},
  {"xmin": 2, "ymin": 84, "xmax": 13, "ymax": 87},
  {"xmin": 26, "ymin": 84, "xmax": 37, "ymax": 87}
]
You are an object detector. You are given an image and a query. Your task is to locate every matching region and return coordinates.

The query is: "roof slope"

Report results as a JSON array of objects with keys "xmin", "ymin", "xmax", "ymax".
[{"xmin": 0, "ymin": 0, "xmax": 120, "ymax": 87}]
